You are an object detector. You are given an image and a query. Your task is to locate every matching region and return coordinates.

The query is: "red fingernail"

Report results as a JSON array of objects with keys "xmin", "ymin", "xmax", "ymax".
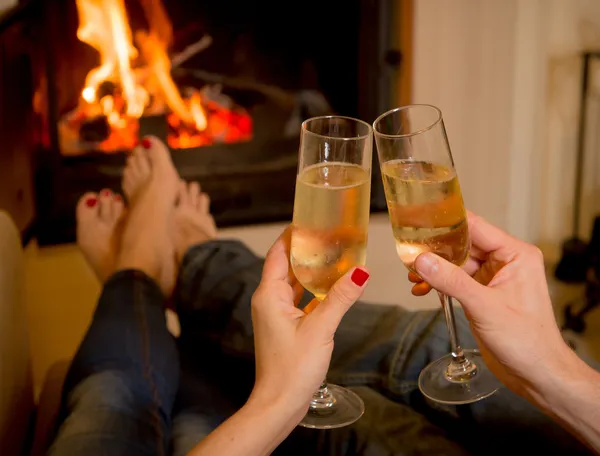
[
  {"xmin": 351, "ymin": 268, "xmax": 370, "ymax": 286},
  {"xmin": 101, "ymin": 190, "xmax": 111, "ymax": 197},
  {"xmin": 141, "ymin": 138, "xmax": 151, "ymax": 149},
  {"xmin": 114, "ymin": 194, "xmax": 121, "ymax": 202},
  {"xmin": 85, "ymin": 197, "xmax": 97, "ymax": 207}
]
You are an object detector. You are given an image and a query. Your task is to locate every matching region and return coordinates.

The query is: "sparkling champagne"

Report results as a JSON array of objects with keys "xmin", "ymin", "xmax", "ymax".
[
  {"xmin": 291, "ymin": 162, "xmax": 370, "ymax": 300},
  {"xmin": 381, "ymin": 160, "xmax": 469, "ymax": 271}
]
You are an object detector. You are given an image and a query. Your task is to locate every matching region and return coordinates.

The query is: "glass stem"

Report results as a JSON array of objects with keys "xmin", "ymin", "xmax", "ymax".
[
  {"xmin": 308, "ymin": 380, "xmax": 337, "ymax": 415},
  {"xmin": 438, "ymin": 292, "xmax": 478, "ymax": 382}
]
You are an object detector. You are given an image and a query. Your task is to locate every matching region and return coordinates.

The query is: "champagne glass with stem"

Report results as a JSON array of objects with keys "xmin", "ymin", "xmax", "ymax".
[
  {"xmin": 373, "ymin": 105, "xmax": 500, "ymax": 404},
  {"xmin": 290, "ymin": 116, "xmax": 373, "ymax": 428}
]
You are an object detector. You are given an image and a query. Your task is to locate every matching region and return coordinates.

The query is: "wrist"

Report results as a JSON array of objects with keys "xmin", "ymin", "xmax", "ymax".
[
  {"xmin": 246, "ymin": 386, "xmax": 308, "ymax": 429},
  {"xmin": 524, "ymin": 344, "xmax": 597, "ymax": 416},
  {"xmin": 522, "ymin": 347, "xmax": 600, "ymax": 451}
]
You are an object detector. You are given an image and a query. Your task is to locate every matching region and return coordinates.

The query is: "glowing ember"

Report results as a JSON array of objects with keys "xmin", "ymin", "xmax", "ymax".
[{"xmin": 58, "ymin": 0, "xmax": 252, "ymax": 155}]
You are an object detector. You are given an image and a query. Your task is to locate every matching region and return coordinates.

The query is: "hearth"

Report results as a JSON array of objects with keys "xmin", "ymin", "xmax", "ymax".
[{"xmin": 1, "ymin": 0, "xmax": 410, "ymax": 246}]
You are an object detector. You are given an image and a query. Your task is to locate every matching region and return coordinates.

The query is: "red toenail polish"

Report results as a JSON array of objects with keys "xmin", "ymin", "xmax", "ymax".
[
  {"xmin": 351, "ymin": 268, "xmax": 370, "ymax": 287},
  {"xmin": 141, "ymin": 138, "xmax": 152, "ymax": 149},
  {"xmin": 86, "ymin": 197, "xmax": 97, "ymax": 207},
  {"xmin": 101, "ymin": 190, "xmax": 111, "ymax": 197},
  {"xmin": 114, "ymin": 194, "xmax": 121, "ymax": 202}
]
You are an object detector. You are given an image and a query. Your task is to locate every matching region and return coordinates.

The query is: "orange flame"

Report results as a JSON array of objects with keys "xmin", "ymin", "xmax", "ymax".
[
  {"xmin": 76, "ymin": 0, "xmax": 207, "ymax": 131},
  {"xmin": 136, "ymin": 31, "xmax": 207, "ymax": 131},
  {"xmin": 76, "ymin": 0, "xmax": 147, "ymax": 119}
]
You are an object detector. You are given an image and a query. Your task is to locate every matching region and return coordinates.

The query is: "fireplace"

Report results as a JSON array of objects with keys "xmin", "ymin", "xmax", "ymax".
[{"xmin": 0, "ymin": 0, "xmax": 410, "ymax": 246}]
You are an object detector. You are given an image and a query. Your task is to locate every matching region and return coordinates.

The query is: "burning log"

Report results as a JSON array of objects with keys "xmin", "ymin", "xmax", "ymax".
[
  {"xmin": 79, "ymin": 116, "xmax": 110, "ymax": 143},
  {"xmin": 97, "ymin": 80, "xmax": 118, "ymax": 100},
  {"xmin": 174, "ymin": 68, "xmax": 297, "ymax": 111},
  {"xmin": 170, "ymin": 36, "xmax": 213, "ymax": 69}
]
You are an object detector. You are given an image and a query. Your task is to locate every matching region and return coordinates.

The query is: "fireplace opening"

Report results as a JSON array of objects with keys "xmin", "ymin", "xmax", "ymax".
[
  {"xmin": 52, "ymin": 0, "xmax": 256, "ymax": 155},
  {"xmin": 1, "ymin": 0, "xmax": 410, "ymax": 246}
]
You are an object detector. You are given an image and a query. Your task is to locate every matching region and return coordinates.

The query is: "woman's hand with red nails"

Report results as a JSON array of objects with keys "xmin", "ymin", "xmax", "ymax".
[
  {"xmin": 189, "ymin": 231, "xmax": 370, "ymax": 456},
  {"xmin": 249, "ymin": 227, "xmax": 370, "ymax": 417}
]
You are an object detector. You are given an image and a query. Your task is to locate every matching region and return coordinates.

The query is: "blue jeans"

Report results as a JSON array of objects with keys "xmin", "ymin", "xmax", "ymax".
[{"xmin": 48, "ymin": 241, "xmax": 591, "ymax": 455}]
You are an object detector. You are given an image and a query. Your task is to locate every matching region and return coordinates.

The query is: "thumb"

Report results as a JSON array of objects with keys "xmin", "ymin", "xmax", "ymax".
[
  {"xmin": 309, "ymin": 267, "xmax": 370, "ymax": 334},
  {"xmin": 414, "ymin": 253, "xmax": 487, "ymax": 311}
]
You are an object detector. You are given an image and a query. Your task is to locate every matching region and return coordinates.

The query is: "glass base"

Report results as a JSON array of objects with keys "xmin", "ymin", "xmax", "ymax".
[
  {"xmin": 418, "ymin": 349, "xmax": 500, "ymax": 405},
  {"xmin": 299, "ymin": 384, "xmax": 365, "ymax": 429}
]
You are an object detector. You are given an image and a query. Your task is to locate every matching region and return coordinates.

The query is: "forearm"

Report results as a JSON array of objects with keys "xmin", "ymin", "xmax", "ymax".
[
  {"xmin": 186, "ymin": 396, "xmax": 304, "ymax": 456},
  {"xmin": 528, "ymin": 350, "xmax": 600, "ymax": 453}
]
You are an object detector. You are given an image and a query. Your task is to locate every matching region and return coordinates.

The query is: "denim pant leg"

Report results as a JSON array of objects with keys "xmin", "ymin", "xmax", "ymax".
[
  {"xmin": 171, "ymin": 240, "xmax": 465, "ymax": 455},
  {"xmin": 49, "ymin": 270, "xmax": 179, "ymax": 456},
  {"xmin": 170, "ymin": 240, "xmax": 265, "ymax": 454},
  {"xmin": 327, "ymin": 303, "xmax": 591, "ymax": 455},
  {"xmin": 174, "ymin": 239, "xmax": 273, "ymax": 357}
]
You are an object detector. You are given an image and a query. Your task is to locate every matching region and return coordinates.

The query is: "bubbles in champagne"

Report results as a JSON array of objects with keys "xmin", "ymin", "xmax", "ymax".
[
  {"xmin": 291, "ymin": 162, "xmax": 370, "ymax": 300},
  {"xmin": 381, "ymin": 160, "xmax": 469, "ymax": 272}
]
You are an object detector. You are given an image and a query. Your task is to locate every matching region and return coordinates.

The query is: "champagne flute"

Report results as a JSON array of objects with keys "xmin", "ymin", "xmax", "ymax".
[
  {"xmin": 373, "ymin": 105, "xmax": 500, "ymax": 404},
  {"xmin": 291, "ymin": 116, "xmax": 372, "ymax": 428}
]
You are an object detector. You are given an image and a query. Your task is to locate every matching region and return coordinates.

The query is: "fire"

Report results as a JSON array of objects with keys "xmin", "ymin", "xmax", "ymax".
[
  {"xmin": 76, "ymin": 0, "xmax": 147, "ymax": 118},
  {"xmin": 58, "ymin": 0, "xmax": 252, "ymax": 154},
  {"xmin": 135, "ymin": 30, "xmax": 207, "ymax": 131}
]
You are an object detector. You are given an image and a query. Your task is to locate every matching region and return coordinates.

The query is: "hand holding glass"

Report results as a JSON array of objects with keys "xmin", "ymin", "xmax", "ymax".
[
  {"xmin": 373, "ymin": 105, "xmax": 500, "ymax": 404},
  {"xmin": 291, "ymin": 116, "xmax": 372, "ymax": 428}
]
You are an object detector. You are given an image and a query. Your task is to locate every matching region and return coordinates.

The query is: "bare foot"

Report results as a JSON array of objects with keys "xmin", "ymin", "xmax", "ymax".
[
  {"xmin": 76, "ymin": 190, "xmax": 125, "ymax": 282},
  {"xmin": 173, "ymin": 180, "xmax": 218, "ymax": 264},
  {"xmin": 117, "ymin": 136, "xmax": 178, "ymax": 295}
]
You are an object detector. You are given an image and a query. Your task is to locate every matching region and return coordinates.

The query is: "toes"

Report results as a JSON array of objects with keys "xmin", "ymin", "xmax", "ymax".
[
  {"xmin": 198, "ymin": 192, "xmax": 210, "ymax": 213},
  {"xmin": 76, "ymin": 192, "xmax": 99, "ymax": 222},
  {"xmin": 124, "ymin": 152, "xmax": 139, "ymax": 178},
  {"xmin": 122, "ymin": 144, "xmax": 153, "ymax": 200},
  {"xmin": 176, "ymin": 180, "xmax": 187, "ymax": 206},
  {"xmin": 122, "ymin": 158, "xmax": 138, "ymax": 194},
  {"xmin": 141, "ymin": 136, "xmax": 174, "ymax": 171},
  {"xmin": 98, "ymin": 190, "xmax": 126, "ymax": 223},
  {"xmin": 188, "ymin": 182, "xmax": 200, "ymax": 206},
  {"xmin": 123, "ymin": 152, "xmax": 137, "ymax": 177},
  {"xmin": 122, "ymin": 174, "xmax": 134, "ymax": 199},
  {"xmin": 76, "ymin": 192, "xmax": 100, "ymax": 244},
  {"xmin": 112, "ymin": 194, "xmax": 125, "ymax": 220},
  {"xmin": 133, "ymin": 148, "xmax": 151, "ymax": 177},
  {"xmin": 98, "ymin": 189, "xmax": 114, "ymax": 220}
]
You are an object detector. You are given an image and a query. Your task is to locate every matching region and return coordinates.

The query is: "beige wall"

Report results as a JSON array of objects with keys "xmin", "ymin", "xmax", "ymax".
[
  {"xmin": 412, "ymin": 0, "xmax": 600, "ymax": 261},
  {"xmin": 412, "ymin": 0, "xmax": 544, "ymax": 243},
  {"xmin": 541, "ymin": 0, "xmax": 600, "ymax": 259},
  {"xmin": 0, "ymin": 0, "xmax": 16, "ymax": 13}
]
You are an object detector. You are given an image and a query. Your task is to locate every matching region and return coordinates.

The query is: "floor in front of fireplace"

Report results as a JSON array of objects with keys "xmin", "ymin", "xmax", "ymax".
[{"xmin": 23, "ymin": 213, "xmax": 600, "ymax": 398}]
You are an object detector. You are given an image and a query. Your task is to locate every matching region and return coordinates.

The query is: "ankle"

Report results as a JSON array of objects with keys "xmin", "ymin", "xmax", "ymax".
[{"xmin": 116, "ymin": 248, "xmax": 161, "ymax": 284}]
